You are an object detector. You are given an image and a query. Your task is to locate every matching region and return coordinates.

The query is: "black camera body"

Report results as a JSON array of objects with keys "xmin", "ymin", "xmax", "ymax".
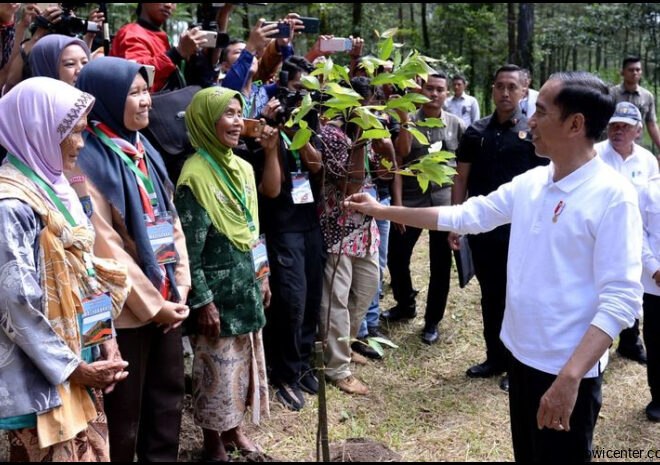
[{"xmin": 48, "ymin": 3, "xmax": 103, "ymax": 37}]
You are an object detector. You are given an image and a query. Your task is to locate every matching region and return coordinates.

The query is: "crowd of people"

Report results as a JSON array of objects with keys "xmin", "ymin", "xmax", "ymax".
[{"xmin": 0, "ymin": 2, "xmax": 658, "ymax": 463}]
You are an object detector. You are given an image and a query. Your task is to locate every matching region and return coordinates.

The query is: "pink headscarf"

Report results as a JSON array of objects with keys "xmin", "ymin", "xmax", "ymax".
[{"xmin": 0, "ymin": 77, "xmax": 95, "ymax": 223}]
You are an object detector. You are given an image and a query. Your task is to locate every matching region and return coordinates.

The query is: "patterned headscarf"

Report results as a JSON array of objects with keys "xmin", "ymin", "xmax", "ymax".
[{"xmin": 0, "ymin": 77, "xmax": 95, "ymax": 224}]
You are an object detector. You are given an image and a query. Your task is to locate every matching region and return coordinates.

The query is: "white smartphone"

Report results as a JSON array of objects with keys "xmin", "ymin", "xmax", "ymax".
[
  {"xmin": 320, "ymin": 38, "xmax": 353, "ymax": 53},
  {"xmin": 199, "ymin": 30, "xmax": 218, "ymax": 49},
  {"xmin": 143, "ymin": 65, "xmax": 156, "ymax": 89}
]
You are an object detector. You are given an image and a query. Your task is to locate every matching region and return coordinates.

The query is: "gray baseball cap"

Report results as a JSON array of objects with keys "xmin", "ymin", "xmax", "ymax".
[{"xmin": 609, "ymin": 102, "xmax": 642, "ymax": 126}]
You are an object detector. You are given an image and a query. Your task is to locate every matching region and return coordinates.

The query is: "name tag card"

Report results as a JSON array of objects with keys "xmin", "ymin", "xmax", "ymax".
[
  {"xmin": 251, "ymin": 235, "xmax": 271, "ymax": 282},
  {"xmin": 146, "ymin": 213, "xmax": 178, "ymax": 265},
  {"xmin": 81, "ymin": 293, "xmax": 115, "ymax": 349},
  {"xmin": 291, "ymin": 172, "xmax": 314, "ymax": 205}
]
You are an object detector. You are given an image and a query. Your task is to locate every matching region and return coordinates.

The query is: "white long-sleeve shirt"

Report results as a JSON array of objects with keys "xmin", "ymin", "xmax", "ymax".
[
  {"xmin": 437, "ymin": 156, "xmax": 643, "ymax": 378},
  {"xmin": 596, "ymin": 140, "xmax": 659, "ymax": 190},
  {"xmin": 639, "ymin": 176, "xmax": 660, "ymax": 296}
]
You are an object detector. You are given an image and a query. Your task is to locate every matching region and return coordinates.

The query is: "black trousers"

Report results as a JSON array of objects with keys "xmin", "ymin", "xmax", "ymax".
[
  {"xmin": 468, "ymin": 232, "xmax": 509, "ymax": 369},
  {"xmin": 387, "ymin": 226, "xmax": 451, "ymax": 328},
  {"xmin": 643, "ymin": 293, "xmax": 660, "ymax": 401},
  {"xmin": 619, "ymin": 320, "xmax": 642, "ymax": 349},
  {"xmin": 105, "ymin": 324, "xmax": 185, "ymax": 462},
  {"xmin": 264, "ymin": 228, "xmax": 324, "ymax": 385},
  {"xmin": 509, "ymin": 356, "xmax": 602, "ymax": 463}
]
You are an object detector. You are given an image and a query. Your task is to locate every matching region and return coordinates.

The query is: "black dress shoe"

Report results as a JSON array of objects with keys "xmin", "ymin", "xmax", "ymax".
[
  {"xmin": 499, "ymin": 374, "xmax": 510, "ymax": 392},
  {"xmin": 299, "ymin": 371, "xmax": 319, "ymax": 395},
  {"xmin": 617, "ymin": 341, "xmax": 648, "ymax": 365},
  {"xmin": 466, "ymin": 361, "xmax": 505, "ymax": 379},
  {"xmin": 367, "ymin": 326, "xmax": 388, "ymax": 340},
  {"xmin": 351, "ymin": 340, "xmax": 383, "ymax": 360},
  {"xmin": 421, "ymin": 327, "xmax": 439, "ymax": 345},
  {"xmin": 381, "ymin": 305, "xmax": 416, "ymax": 322},
  {"xmin": 646, "ymin": 401, "xmax": 660, "ymax": 422}
]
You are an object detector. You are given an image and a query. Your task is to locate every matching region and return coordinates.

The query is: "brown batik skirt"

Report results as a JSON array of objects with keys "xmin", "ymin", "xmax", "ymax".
[{"xmin": 8, "ymin": 390, "xmax": 109, "ymax": 463}]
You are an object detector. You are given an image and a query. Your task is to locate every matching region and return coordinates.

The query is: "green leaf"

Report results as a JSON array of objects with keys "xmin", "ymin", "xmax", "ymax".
[
  {"xmin": 290, "ymin": 127, "xmax": 312, "ymax": 151},
  {"xmin": 397, "ymin": 169, "xmax": 417, "ymax": 177},
  {"xmin": 323, "ymin": 57, "xmax": 334, "ymax": 80},
  {"xmin": 325, "ymin": 97, "xmax": 362, "ymax": 110},
  {"xmin": 393, "ymin": 49, "xmax": 403, "ymax": 69},
  {"xmin": 371, "ymin": 73, "xmax": 397, "ymax": 86},
  {"xmin": 418, "ymin": 173, "xmax": 430, "ymax": 193},
  {"xmin": 294, "ymin": 93, "xmax": 315, "ymax": 125},
  {"xmin": 381, "ymin": 27, "xmax": 399, "ymax": 39},
  {"xmin": 386, "ymin": 98, "xmax": 416, "ymax": 113},
  {"xmin": 367, "ymin": 339, "xmax": 384, "ymax": 357},
  {"xmin": 349, "ymin": 118, "xmax": 372, "ymax": 130},
  {"xmin": 381, "ymin": 159, "xmax": 393, "ymax": 171},
  {"xmin": 360, "ymin": 129, "xmax": 391, "ymax": 140},
  {"xmin": 416, "ymin": 118, "xmax": 445, "ymax": 128},
  {"xmin": 334, "ymin": 64, "xmax": 351, "ymax": 85},
  {"xmin": 301, "ymin": 75, "xmax": 320, "ymax": 91},
  {"xmin": 407, "ymin": 127, "xmax": 430, "ymax": 145},
  {"xmin": 402, "ymin": 93, "xmax": 431, "ymax": 105},
  {"xmin": 326, "ymin": 82, "xmax": 362, "ymax": 99},
  {"xmin": 369, "ymin": 337, "xmax": 399, "ymax": 349},
  {"xmin": 379, "ymin": 37, "xmax": 394, "ymax": 61}
]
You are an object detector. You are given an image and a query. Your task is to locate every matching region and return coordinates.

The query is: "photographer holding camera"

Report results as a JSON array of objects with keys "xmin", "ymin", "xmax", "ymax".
[
  {"xmin": 2, "ymin": 3, "xmax": 102, "ymax": 94},
  {"xmin": 233, "ymin": 55, "xmax": 325, "ymax": 411}
]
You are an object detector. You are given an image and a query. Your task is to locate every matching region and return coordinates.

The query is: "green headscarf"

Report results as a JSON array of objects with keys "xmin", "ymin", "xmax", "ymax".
[{"xmin": 177, "ymin": 87, "xmax": 259, "ymax": 252}]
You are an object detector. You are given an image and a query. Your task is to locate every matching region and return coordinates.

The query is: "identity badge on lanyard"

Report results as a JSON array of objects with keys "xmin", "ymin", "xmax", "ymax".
[
  {"xmin": 199, "ymin": 149, "xmax": 270, "ymax": 281},
  {"xmin": 281, "ymin": 131, "xmax": 314, "ymax": 205},
  {"xmin": 146, "ymin": 212, "xmax": 178, "ymax": 265},
  {"xmin": 362, "ymin": 149, "xmax": 378, "ymax": 201},
  {"xmin": 81, "ymin": 292, "xmax": 116, "ymax": 349}
]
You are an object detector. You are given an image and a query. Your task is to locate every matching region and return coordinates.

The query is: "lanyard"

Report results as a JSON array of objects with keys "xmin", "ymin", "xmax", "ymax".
[
  {"xmin": 279, "ymin": 131, "xmax": 303, "ymax": 172},
  {"xmin": 364, "ymin": 144, "xmax": 372, "ymax": 178},
  {"xmin": 8, "ymin": 154, "xmax": 77, "ymax": 227},
  {"xmin": 92, "ymin": 127, "xmax": 159, "ymax": 208},
  {"xmin": 198, "ymin": 149, "xmax": 256, "ymax": 234},
  {"xmin": 9, "ymin": 154, "xmax": 97, "ymax": 279}
]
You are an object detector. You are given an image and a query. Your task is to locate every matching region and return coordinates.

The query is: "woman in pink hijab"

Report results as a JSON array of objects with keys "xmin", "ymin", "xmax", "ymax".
[{"xmin": 0, "ymin": 77, "xmax": 131, "ymax": 462}]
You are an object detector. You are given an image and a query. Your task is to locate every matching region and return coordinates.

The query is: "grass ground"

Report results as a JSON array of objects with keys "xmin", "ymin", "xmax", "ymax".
[
  {"xmin": 179, "ymin": 234, "xmax": 659, "ymax": 462},
  {"xmin": 2, "ymin": 234, "xmax": 657, "ymax": 462}
]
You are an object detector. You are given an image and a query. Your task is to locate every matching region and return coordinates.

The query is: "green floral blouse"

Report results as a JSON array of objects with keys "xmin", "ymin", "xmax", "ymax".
[{"xmin": 175, "ymin": 187, "xmax": 265, "ymax": 337}]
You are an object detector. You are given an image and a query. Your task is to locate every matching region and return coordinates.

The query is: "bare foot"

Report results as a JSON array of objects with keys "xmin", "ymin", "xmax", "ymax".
[{"xmin": 221, "ymin": 427, "xmax": 262, "ymax": 454}]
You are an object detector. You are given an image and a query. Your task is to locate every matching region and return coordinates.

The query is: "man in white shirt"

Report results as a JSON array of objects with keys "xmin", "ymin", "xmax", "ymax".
[
  {"xmin": 345, "ymin": 72, "xmax": 643, "ymax": 462},
  {"xmin": 597, "ymin": 101, "xmax": 658, "ymax": 365},
  {"xmin": 519, "ymin": 68, "xmax": 539, "ymax": 118},
  {"xmin": 445, "ymin": 75, "xmax": 480, "ymax": 128},
  {"xmin": 639, "ymin": 179, "xmax": 660, "ymax": 422}
]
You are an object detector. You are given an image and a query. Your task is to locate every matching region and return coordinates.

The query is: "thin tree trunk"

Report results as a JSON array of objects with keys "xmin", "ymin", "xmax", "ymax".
[
  {"xmin": 409, "ymin": 3, "xmax": 415, "ymax": 28},
  {"xmin": 352, "ymin": 3, "xmax": 362, "ymax": 38},
  {"xmin": 517, "ymin": 3, "xmax": 534, "ymax": 70},
  {"xmin": 242, "ymin": 5, "xmax": 250, "ymax": 38},
  {"xmin": 572, "ymin": 48, "xmax": 578, "ymax": 71},
  {"xmin": 422, "ymin": 3, "xmax": 430, "ymax": 51},
  {"xmin": 399, "ymin": 5, "xmax": 404, "ymax": 28},
  {"xmin": 508, "ymin": 3, "xmax": 517, "ymax": 63}
]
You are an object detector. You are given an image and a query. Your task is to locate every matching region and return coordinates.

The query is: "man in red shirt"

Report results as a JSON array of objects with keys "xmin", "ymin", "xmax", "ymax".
[{"xmin": 111, "ymin": 3, "xmax": 205, "ymax": 92}]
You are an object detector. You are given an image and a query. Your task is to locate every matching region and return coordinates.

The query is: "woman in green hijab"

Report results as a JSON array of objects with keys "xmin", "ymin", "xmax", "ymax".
[{"xmin": 175, "ymin": 87, "xmax": 279, "ymax": 461}]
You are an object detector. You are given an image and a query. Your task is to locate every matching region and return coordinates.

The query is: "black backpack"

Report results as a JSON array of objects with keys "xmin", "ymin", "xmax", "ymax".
[{"xmin": 143, "ymin": 71, "xmax": 201, "ymax": 184}]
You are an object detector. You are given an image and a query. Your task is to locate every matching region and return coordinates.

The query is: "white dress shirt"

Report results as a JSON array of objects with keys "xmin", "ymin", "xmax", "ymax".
[
  {"xmin": 445, "ymin": 94, "xmax": 480, "ymax": 128},
  {"xmin": 596, "ymin": 140, "xmax": 659, "ymax": 190},
  {"xmin": 640, "ymin": 176, "xmax": 660, "ymax": 296},
  {"xmin": 437, "ymin": 157, "xmax": 643, "ymax": 378},
  {"xmin": 520, "ymin": 88, "xmax": 539, "ymax": 118}
]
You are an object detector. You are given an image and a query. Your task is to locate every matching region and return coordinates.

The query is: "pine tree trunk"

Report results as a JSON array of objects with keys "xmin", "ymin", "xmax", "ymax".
[
  {"xmin": 517, "ymin": 3, "xmax": 534, "ymax": 70},
  {"xmin": 508, "ymin": 3, "xmax": 517, "ymax": 63}
]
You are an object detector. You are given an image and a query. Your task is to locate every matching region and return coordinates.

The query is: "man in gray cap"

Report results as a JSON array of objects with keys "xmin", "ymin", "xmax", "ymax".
[{"xmin": 596, "ymin": 101, "xmax": 658, "ymax": 365}]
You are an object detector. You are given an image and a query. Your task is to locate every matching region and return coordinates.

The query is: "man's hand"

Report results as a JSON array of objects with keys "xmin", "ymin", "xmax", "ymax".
[
  {"xmin": 19, "ymin": 4, "xmax": 40, "ymax": 29},
  {"xmin": 308, "ymin": 35, "xmax": 334, "ymax": 59},
  {"xmin": 260, "ymin": 98, "xmax": 282, "ymax": 121},
  {"xmin": 277, "ymin": 13, "xmax": 303, "ymax": 48},
  {"xmin": 198, "ymin": 302, "xmax": 221, "ymax": 339},
  {"xmin": 536, "ymin": 374, "xmax": 581, "ymax": 432},
  {"xmin": 344, "ymin": 193, "xmax": 383, "ymax": 218},
  {"xmin": 246, "ymin": 19, "xmax": 279, "ymax": 57},
  {"xmin": 257, "ymin": 123, "xmax": 280, "ymax": 152},
  {"xmin": 349, "ymin": 36, "xmax": 364, "ymax": 59},
  {"xmin": 177, "ymin": 27, "xmax": 206, "ymax": 60},
  {"xmin": 653, "ymin": 270, "xmax": 660, "ymax": 288},
  {"xmin": 448, "ymin": 233, "xmax": 462, "ymax": 251}
]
